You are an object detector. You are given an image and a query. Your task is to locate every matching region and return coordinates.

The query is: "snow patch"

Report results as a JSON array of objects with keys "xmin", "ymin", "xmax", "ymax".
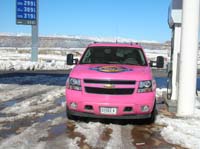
[
  {"xmin": 156, "ymin": 88, "xmax": 167, "ymax": 98},
  {"xmin": 74, "ymin": 122, "xmax": 105, "ymax": 147},
  {"xmin": 156, "ymin": 115, "xmax": 200, "ymax": 149},
  {"xmin": 0, "ymin": 60, "xmax": 71, "ymax": 71},
  {"xmin": 50, "ymin": 117, "xmax": 66, "ymax": 126},
  {"xmin": 0, "ymin": 112, "xmax": 37, "ymax": 123},
  {"xmin": 0, "ymin": 118, "xmax": 79, "ymax": 149},
  {"xmin": 2, "ymin": 87, "xmax": 65, "ymax": 114},
  {"xmin": 0, "ymin": 123, "xmax": 48, "ymax": 149},
  {"xmin": 106, "ymin": 124, "xmax": 123, "ymax": 149}
]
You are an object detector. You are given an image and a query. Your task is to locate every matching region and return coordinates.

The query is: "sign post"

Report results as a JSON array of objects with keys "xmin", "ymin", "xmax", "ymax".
[
  {"xmin": 16, "ymin": 0, "xmax": 39, "ymax": 62},
  {"xmin": 31, "ymin": 17, "xmax": 38, "ymax": 62}
]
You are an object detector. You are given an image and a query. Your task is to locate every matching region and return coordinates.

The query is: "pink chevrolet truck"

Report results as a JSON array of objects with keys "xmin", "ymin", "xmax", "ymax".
[{"xmin": 66, "ymin": 43, "xmax": 164, "ymax": 123}]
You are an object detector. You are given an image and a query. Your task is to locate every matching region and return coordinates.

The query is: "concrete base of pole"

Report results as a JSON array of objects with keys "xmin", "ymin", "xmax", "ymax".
[{"xmin": 165, "ymin": 99, "xmax": 177, "ymax": 113}]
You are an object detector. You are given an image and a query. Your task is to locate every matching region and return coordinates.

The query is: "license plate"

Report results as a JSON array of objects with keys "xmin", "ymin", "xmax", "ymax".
[{"xmin": 100, "ymin": 107, "xmax": 117, "ymax": 115}]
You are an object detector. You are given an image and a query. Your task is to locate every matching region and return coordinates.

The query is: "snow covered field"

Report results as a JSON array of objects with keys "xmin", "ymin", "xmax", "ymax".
[
  {"xmin": 0, "ymin": 47, "xmax": 84, "ymax": 71},
  {"xmin": 0, "ymin": 47, "xmax": 169, "ymax": 71},
  {"xmin": 1, "ymin": 47, "xmax": 200, "ymax": 148}
]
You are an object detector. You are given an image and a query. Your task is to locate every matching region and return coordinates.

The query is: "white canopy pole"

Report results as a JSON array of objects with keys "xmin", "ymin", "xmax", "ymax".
[{"xmin": 177, "ymin": 0, "xmax": 200, "ymax": 116}]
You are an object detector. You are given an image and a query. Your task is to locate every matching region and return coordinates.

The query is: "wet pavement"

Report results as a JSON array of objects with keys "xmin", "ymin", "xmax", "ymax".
[
  {"xmin": 0, "ymin": 95, "xmax": 182, "ymax": 148},
  {"xmin": 45, "ymin": 101, "xmax": 183, "ymax": 149},
  {"xmin": 0, "ymin": 73, "xmax": 186, "ymax": 148}
]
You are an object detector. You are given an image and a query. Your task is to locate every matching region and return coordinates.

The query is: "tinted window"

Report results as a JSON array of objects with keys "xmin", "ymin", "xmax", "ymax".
[{"xmin": 80, "ymin": 47, "xmax": 147, "ymax": 66}]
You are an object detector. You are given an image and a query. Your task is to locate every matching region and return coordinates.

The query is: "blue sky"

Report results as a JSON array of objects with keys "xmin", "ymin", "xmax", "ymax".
[{"xmin": 0, "ymin": 0, "xmax": 171, "ymax": 42}]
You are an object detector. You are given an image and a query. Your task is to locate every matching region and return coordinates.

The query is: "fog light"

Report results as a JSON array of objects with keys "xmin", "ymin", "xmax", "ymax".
[
  {"xmin": 141, "ymin": 105, "xmax": 150, "ymax": 112},
  {"xmin": 85, "ymin": 105, "xmax": 93, "ymax": 110},
  {"xmin": 70, "ymin": 102, "xmax": 77, "ymax": 109},
  {"xmin": 124, "ymin": 107, "xmax": 133, "ymax": 112}
]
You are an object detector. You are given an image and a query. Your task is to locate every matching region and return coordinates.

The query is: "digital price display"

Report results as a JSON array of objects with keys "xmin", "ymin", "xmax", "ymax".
[{"xmin": 16, "ymin": 0, "xmax": 37, "ymax": 25}]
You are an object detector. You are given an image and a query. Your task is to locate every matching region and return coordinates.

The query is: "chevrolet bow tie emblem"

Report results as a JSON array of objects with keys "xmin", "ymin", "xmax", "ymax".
[{"xmin": 104, "ymin": 84, "xmax": 115, "ymax": 89}]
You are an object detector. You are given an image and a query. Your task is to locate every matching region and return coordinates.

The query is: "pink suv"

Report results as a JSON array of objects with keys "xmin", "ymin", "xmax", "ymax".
[{"xmin": 66, "ymin": 43, "xmax": 164, "ymax": 123}]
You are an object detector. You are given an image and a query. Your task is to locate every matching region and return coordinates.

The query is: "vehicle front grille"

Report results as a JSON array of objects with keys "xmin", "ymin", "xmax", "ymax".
[
  {"xmin": 85, "ymin": 87, "xmax": 134, "ymax": 95},
  {"xmin": 84, "ymin": 79, "xmax": 136, "ymax": 85}
]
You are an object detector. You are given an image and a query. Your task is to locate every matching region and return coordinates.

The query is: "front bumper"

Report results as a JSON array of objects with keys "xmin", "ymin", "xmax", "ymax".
[
  {"xmin": 67, "ymin": 109, "xmax": 151, "ymax": 120},
  {"xmin": 66, "ymin": 90, "xmax": 156, "ymax": 115}
]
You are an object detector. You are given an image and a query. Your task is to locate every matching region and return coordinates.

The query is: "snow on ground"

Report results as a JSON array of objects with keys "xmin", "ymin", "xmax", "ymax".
[
  {"xmin": 0, "ymin": 122, "xmax": 49, "ymax": 149},
  {"xmin": 0, "ymin": 118, "xmax": 80, "ymax": 149},
  {"xmin": 0, "ymin": 47, "xmax": 169, "ymax": 71},
  {"xmin": 0, "ymin": 76, "xmax": 200, "ymax": 148},
  {"xmin": 0, "ymin": 75, "xmax": 67, "ymax": 115},
  {"xmin": 0, "ymin": 112, "xmax": 37, "ymax": 123},
  {"xmin": 0, "ymin": 75, "xmax": 79, "ymax": 148},
  {"xmin": 156, "ymin": 88, "xmax": 200, "ymax": 149},
  {"xmin": 1, "ymin": 86, "xmax": 64, "ymax": 114},
  {"xmin": 0, "ymin": 84, "xmax": 50, "ymax": 103},
  {"xmin": 157, "ymin": 114, "xmax": 200, "ymax": 149},
  {"xmin": 144, "ymin": 48, "xmax": 170, "ymax": 61},
  {"xmin": 156, "ymin": 88, "xmax": 167, "ymax": 98},
  {"xmin": 0, "ymin": 48, "xmax": 83, "ymax": 70},
  {"xmin": 105, "ymin": 124, "xmax": 123, "ymax": 148},
  {"xmin": 106, "ymin": 124, "xmax": 134, "ymax": 149},
  {"xmin": 0, "ymin": 59, "xmax": 70, "ymax": 71},
  {"xmin": 75, "ymin": 122, "xmax": 106, "ymax": 147},
  {"xmin": 0, "ymin": 75, "xmax": 66, "ymax": 126}
]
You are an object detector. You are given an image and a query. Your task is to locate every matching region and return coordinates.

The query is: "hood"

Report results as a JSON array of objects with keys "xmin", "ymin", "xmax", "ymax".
[{"xmin": 70, "ymin": 64, "xmax": 152, "ymax": 81}]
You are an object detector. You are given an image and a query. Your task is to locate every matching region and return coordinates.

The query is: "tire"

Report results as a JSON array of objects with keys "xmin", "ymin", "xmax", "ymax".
[
  {"xmin": 66, "ymin": 107, "xmax": 77, "ymax": 120},
  {"xmin": 146, "ymin": 103, "xmax": 157, "ymax": 124}
]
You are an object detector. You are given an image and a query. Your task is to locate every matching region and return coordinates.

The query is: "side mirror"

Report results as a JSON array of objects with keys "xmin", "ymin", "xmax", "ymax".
[
  {"xmin": 156, "ymin": 56, "xmax": 164, "ymax": 68},
  {"xmin": 67, "ymin": 54, "xmax": 78, "ymax": 65},
  {"xmin": 149, "ymin": 56, "xmax": 164, "ymax": 68},
  {"xmin": 150, "ymin": 61, "xmax": 157, "ymax": 67}
]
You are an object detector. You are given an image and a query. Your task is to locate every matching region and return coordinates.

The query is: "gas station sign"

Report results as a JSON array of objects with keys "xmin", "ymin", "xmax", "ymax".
[{"xmin": 16, "ymin": 0, "xmax": 37, "ymax": 25}]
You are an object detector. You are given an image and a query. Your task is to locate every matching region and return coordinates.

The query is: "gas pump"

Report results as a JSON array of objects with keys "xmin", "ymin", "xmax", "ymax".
[
  {"xmin": 167, "ymin": 0, "xmax": 182, "ymax": 102},
  {"xmin": 167, "ymin": 0, "xmax": 200, "ymax": 115}
]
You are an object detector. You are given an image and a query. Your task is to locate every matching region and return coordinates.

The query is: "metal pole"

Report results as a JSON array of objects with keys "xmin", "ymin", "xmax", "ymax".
[
  {"xmin": 177, "ymin": 0, "xmax": 200, "ymax": 116},
  {"xmin": 31, "ymin": 0, "xmax": 39, "ymax": 62}
]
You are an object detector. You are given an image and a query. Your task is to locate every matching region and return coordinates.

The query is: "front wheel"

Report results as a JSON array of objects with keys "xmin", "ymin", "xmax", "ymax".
[
  {"xmin": 66, "ymin": 108, "xmax": 78, "ymax": 121},
  {"xmin": 146, "ymin": 103, "xmax": 157, "ymax": 124}
]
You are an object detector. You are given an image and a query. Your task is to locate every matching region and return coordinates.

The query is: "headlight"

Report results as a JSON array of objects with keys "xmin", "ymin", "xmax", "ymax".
[
  {"xmin": 67, "ymin": 77, "xmax": 82, "ymax": 91},
  {"xmin": 137, "ymin": 80, "xmax": 152, "ymax": 93}
]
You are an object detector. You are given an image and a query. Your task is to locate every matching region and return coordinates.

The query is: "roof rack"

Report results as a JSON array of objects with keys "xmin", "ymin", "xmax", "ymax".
[{"xmin": 92, "ymin": 41, "xmax": 140, "ymax": 45}]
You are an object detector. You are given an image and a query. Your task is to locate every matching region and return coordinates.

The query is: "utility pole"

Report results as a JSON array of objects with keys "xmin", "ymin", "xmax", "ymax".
[{"xmin": 177, "ymin": 0, "xmax": 200, "ymax": 116}]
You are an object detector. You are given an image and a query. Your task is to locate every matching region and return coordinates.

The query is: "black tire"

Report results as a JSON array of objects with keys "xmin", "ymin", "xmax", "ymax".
[
  {"xmin": 66, "ymin": 107, "xmax": 77, "ymax": 120},
  {"xmin": 146, "ymin": 103, "xmax": 157, "ymax": 124}
]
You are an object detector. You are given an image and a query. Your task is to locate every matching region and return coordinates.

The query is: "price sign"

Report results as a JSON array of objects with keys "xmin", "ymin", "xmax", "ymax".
[{"xmin": 16, "ymin": 0, "xmax": 37, "ymax": 25}]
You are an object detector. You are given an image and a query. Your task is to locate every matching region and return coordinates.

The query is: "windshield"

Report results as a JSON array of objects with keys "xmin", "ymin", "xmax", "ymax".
[{"xmin": 79, "ymin": 47, "xmax": 147, "ymax": 66}]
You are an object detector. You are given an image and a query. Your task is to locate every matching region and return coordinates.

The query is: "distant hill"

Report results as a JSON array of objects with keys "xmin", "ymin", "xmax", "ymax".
[{"xmin": 0, "ymin": 34, "xmax": 171, "ymax": 50}]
